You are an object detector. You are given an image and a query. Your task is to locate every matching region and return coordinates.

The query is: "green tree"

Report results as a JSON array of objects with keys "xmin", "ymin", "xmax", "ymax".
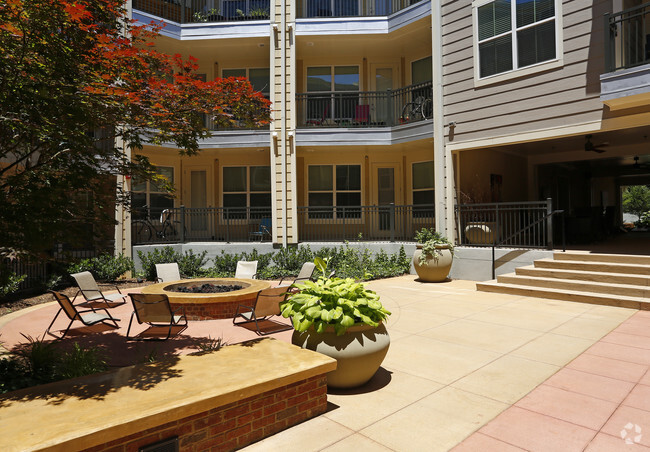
[
  {"xmin": 0, "ymin": 0, "xmax": 270, "ymax": 259},
  {"xmin": 622, "ymin": 185, "xmax": 650, "ymax": 218}
]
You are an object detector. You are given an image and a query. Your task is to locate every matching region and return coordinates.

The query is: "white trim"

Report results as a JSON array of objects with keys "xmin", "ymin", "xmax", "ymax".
[
  {"xmin": 447, "ymin": 120, "xmax": 603, "ymax": 152},
  {"xmin": 472, "ymin": 0, "xmax": 564, "ymax": 86}
]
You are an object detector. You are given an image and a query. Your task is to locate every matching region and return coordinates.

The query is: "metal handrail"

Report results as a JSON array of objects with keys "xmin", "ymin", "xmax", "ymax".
[{"xmin": 490, "ymin": 209, "xmax": 565, "ymax": 279}]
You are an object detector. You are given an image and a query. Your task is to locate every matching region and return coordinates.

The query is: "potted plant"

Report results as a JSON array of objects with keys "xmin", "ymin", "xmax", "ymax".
[
  {"xmin": 412, "ymin": 227, "xmax": 454, "ymax": 282},
  {"xmin": 281, "ymin": 258, "xmax": 391, "ymax": 388}
]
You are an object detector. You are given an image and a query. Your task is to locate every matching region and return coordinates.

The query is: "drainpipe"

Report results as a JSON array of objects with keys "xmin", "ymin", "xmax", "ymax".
[
  {"xmin": 431, "ymin": 0, "xmax": 447, "ymax": 236},
  {"xmin": 281, "ymin": 0, "xmax": 288, "ymax": 248}
]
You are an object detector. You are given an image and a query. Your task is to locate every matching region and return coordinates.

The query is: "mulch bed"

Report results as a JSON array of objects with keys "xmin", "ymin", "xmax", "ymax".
[{"xmin": 0, "ymin": 280, "xmax": 154, "ymax": 317}]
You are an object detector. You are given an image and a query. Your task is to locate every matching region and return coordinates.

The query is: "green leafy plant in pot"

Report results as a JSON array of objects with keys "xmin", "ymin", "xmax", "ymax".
[
  {"xmin": 412, "ymin": 227, "xmax": 454, "ymax": 282},
  {"xmin": 281, "ymin": 257, "xmax": 391, "ymax": 388}
]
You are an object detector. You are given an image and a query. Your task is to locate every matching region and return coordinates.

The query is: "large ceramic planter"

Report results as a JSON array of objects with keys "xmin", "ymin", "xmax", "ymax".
[
  {"xmin": 292, "ymin": 323, "xmax": 390, "ymax": 388},
  {"xmin": 412, "ymin": 244, "xmax": 453, "ymax": 282},
  {"xmin": 464, "ymin": 221, "xmax": 498, "ymax": 244}
]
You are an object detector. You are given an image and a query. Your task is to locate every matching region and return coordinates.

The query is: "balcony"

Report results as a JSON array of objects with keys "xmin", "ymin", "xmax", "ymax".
[
  {"xmin": 296, "ymin": 81, "xmax": 432, "ymax": 129},
  {"xmin": 601, "ymin": 2, "xmax": 650, "ymax": 109},
  {"xmin": 132, "ymin": 0, "xmax": 425, "ymax": 24}
]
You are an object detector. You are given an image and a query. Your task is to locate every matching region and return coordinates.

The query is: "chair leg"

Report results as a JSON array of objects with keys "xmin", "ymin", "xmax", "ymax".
[
  {"xmin": 45, "ymin": 308, "xmax": 63, "ymax": 338},
  {"xmin": 126, "ymin": 311, "xmax": 137, "ymax": 340}
]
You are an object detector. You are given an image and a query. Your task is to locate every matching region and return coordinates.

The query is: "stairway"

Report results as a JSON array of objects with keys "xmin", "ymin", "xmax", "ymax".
[{"xmin": 476, "ymin": 251, "xmax": 650, "ymax": 310}]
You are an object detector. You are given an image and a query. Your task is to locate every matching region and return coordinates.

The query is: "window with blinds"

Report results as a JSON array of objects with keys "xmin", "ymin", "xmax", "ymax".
[{"xmin": 476, "ymin": 0, "xmax": 557, "ymax": 79}]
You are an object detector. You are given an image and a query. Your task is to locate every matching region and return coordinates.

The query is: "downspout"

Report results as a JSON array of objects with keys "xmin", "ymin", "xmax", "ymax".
[
  {"xmin": 281, "ymin": 0, "xmax": 287, "ymax": 248},
  {"xmin": 432, "ymin": 0, "xmax": 447, "ymax": 235}
]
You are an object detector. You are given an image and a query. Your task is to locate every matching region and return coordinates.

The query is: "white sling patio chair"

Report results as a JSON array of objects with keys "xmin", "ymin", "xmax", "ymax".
[
  {"xmin": 71, "ymin": 271, "xmax": 128, "ymax": 308},
  {"xmin": 277, "ymin": 262, "xmax": 316, "ymax": 289},
  {"xmin": 46, "ymin": 291, "xmax": 120, "ymax": 339},
  {"xmin": 235, "ymin": 260, "xmax": 258, "ymax": 279},
  {"xmin": 155, "ymin": 263, "xmax": 183, "ymax": 283}
]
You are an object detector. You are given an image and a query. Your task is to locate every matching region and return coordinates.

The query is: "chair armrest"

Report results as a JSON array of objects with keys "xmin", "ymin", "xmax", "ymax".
[{"xmin": 98, "ymin": 282, "xmax": 123, "ymax": 294}]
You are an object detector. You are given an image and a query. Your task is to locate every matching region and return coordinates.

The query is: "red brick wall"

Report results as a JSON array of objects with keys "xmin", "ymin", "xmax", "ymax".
[{"xmin": 82, "ymin": 375, "xmax": 328, "ymax": 452}]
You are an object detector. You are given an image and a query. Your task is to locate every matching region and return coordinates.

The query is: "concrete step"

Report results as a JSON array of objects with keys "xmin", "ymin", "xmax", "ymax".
[
  {"xmin": 553, "ymin": 251, "xmax": 650, "ymax": 266},
  {"xmin": 476, "ymin": 281, "xmax": 650, "ymax": 310},
  {"xmin": 534, "ymin": 258, "xmax": 650, "ymax": 275},
  {"xmin": 515, "ymin": 265, "xmax": 650, "ymax": 286},
  {"xmin": 496, "ymin": 273, "xmax": 650, "ymax": 298}
]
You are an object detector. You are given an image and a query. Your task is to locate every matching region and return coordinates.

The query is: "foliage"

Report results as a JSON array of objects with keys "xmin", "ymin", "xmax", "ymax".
[
  {"xmin": 193, "ymin": 8, "xmax": 220, "ymax": 22},
  {"xmin": 414, "ymin": 228, "xmax": 454, "ymax": 266},
  {"xmin": 623, "ymin": 185, "xmax": 650, "ymax": 219},
  {"xmin": 136, "ymin": 247, "xmax": 208, "ymax": 280},
  {"xmin": 0, "ymin": 335, "xmax": 107, "ymax": 394},
  {"xmin": 638, "ymin": 211, "xmax": 650, "ymax": 228},
  {"xmin": 194, "ymin": 336, "xmax": 227, "ymax": 353},
  {"xmin": 68, "ymin": 253, "xmax": 135, "ymax": 281},
  {"xmin": 0, "ymin": 266, "xmax": 26, "ymax": 298},
  {"xmin": 0, "ymin": 0, "xmax": 271, "ymax": 259},
  {"xmin": 281, "ymin": 258, "xmax": 391, "ymax": 336}
]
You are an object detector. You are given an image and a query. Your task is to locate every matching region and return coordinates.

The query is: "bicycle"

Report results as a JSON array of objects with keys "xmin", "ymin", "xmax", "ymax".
[
  {"xmin": 400, "ymin": 95, "xmax": 432, "ymax": 123},
  {"xmin": 132, "ymin": 207, "xmax": 186, "ymax": 243}
]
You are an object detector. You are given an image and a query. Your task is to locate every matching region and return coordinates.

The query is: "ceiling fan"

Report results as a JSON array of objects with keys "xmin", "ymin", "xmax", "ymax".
[
  {"xmin": 585, "ymin": 135, "xmax": 607, "ymax": 153},
  {"xmin": 633, "ymin": 156, "xmax": 650, "ymax": 170}
]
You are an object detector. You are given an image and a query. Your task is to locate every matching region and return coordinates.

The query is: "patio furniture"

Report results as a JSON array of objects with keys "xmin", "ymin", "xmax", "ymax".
[
  {"xmin": 71, "ymin": 271, "xmax": 127, "ymax": 308},
  {"xmin": 46, "ymin": 290, "xmax": 120, "ymax": 339},
  {"xmin": 156, "ymin": 263, "xmax": 183, "ymax": 282},
  {"xmin": 233, "ymin": 286, "xmax": 293, "ymax": 336},
  {"xmin": 277, "ymin": 262, "xmax": 316, "ymax": 288},
  {"xmin": 126, "ymin": 293, "xmax": 188, "ymax": 341},
  {"xmin": 249, "ymin": 218, "xmax": 272, "ymax": 241},
  {"xmin": 306, "ymin": 103, "xmax": 329, "ymax": 126},
  {"xmin": 354, "ymin": 104, "xmax": 370, "ymax": 125},
  {"xmin": 235, "ymin": 260, "xmax": 258, "ymax": 279}
]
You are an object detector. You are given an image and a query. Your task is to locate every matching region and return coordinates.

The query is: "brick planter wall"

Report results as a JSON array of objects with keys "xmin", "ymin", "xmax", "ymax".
[{"xmin": 82, "ymin": 375, "xmax": 328, "ymax": 452}]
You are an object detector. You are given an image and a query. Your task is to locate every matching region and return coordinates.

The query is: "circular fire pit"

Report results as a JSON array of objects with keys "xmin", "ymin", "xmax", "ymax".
[{"xmin": 140, "ymin": 278, "xmax": 270, "ymax": 320}]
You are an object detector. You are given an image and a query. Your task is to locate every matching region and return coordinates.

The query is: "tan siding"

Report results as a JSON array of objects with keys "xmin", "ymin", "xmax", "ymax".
[{"xmin": 442, "ymin": 0, "xmax": 608, "ymax": 146}]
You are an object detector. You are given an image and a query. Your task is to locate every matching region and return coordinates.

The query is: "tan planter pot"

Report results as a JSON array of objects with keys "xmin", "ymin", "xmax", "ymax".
[
  {"xmin": 412, "ymin": 244, "xmax": 453, "ymax": 282},
  {"xmin": 464, "ymin": 221, "xmax": 498, "ymax": 244},
  {"xmin": 292, "ymin": 323, "xmax": 390, "ymax": 388}
]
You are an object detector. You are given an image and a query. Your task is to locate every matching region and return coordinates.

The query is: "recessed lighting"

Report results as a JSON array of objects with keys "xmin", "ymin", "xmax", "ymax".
[
  {"xmin": 258, "ymin": 43, "xmax": 265, "ymax": 47},
  {"xmin": 307, "ymin": 42, "xmax": 314, "ymax": 46}
]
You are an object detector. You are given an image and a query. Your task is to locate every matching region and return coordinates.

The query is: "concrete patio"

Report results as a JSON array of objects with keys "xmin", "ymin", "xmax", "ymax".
[{"xmin": 1, "ymin": 275, "xmax": 649, "ymax": 451}]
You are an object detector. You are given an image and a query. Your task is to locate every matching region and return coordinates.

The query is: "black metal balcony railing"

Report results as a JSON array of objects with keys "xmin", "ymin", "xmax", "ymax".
[
  {"xmin": 131, "ymin": 204, "xmax": 434, "ymax": 244},
  {"xmin": 296, "ymin": 0, "xmax": 425, "ymax": 18},
  {"xmin": 133, "ymin": 0, "xmax": 424, "ymax": 24},
  {"xmin": 133, "ymin": 0, "xmax": 271, "ymax": 24},
  {"xmin": 605, "ymin": 2, "xmax": 650, "ymax": 72},
  {"xmin": 296, "ymin": 81, "xmax": 432, "ymax": 128}
]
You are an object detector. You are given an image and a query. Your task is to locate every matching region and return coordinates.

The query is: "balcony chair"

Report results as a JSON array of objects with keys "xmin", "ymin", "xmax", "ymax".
[
  {"xmin": 235, "ymin": 260, "xmax": 258, "ymax": 279},
  {"xmin": 354, "ymin": 104, "xmax": 370, "ymax": 125},
  {"xmin": 277, "ymin": 262, "xmax": 316, "ymax": 289},
  {"xmin": 233, "ymin": 286, "xmax": 293, "ymax": 336},
  {"xmin": 155, "ymin": 263, "xmax": 184, "ymax": 283},
  {"xmin": 305, "ymin": 103, "xmax": 329, "ymax": 126},
  {"xmin": 126, "ymin": 293, "xmax": 188, "ymax": 341},
  {"xmin": 249, "ymin": 218, "xmax": 272, "ymax": 241},
  {"xmin": 71, "ymin": 271, "xmax": 128, "ymax": 308},
  {"xmin": 46, "ymin": 291, "xmax": 120, "ymax": 339}
]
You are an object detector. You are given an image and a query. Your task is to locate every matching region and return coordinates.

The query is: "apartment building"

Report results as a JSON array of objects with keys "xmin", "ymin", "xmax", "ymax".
[{"xmin": 118, "ymin": 0, "xmax": 650, "ymax": 254}]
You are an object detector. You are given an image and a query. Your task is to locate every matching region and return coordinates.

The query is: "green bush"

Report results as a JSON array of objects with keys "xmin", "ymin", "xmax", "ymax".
[
  {"xmin": 0, "ymin": 336, "xmax": 108, "ymax": 394},
  {"xmin": 0, "ymin": 266, "xmax": 26, "ymax": 298},
  {"xmin": 68, "ymin": 253, "xmax": 135, "ymax": 281},
  {"xmin": 136, "ymin": 247, "xmax": 208, "ymax": 280}
]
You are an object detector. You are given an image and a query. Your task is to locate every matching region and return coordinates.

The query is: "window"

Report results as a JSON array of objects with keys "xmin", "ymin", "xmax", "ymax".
[
  {"xmin": 476, "ymin": 0, "xmax": 557, "ymax": 79},
  {"xmin": 222, "ymin": 68, "xmax": 270, "ymax": 97},
  {"xmin": 131, "ymin": 166, "xmax": 174, "ymax": 220},
  {"xmin": 223, "ymin": 166, "xmax": 271, "ymax": 219},
  {"xmin": 306, "ymin": 66, "xmax": 359, "ymax": 122},
  {"xmin": 412, "ymin": 161, "xmax": 434, "ymax": 218},
  {"xmin": 308, "ymin": 164, "xmax": 361, "ymax": 219}
]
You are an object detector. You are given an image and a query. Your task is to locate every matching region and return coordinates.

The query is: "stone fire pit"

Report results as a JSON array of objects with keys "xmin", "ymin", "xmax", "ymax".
[{"xmin": 140, "ymin": 278, "xmax": 271, "ymax": 320}]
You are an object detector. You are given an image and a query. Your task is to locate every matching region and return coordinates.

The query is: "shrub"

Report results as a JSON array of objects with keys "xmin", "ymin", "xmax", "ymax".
[
  {"xmin": 0, "ymin": 336, "xmax": 108, "ymax": 393},
  {"xmin": 136, "ymin": 247, "xmax": 208, "ymax": 280},
  {"xmin": 0, "ymin": 266, "xmax": 26, "ymax": 298},
  {"xmin": 68, "ymin": 254, "xmax": 135, "ymax": 281}
]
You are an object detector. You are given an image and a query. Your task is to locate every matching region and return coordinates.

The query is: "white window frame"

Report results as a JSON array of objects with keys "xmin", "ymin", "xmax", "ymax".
[
  {"xmin": 131, "ymin": 166, "xmax": 175, "ymax": 220},
  {"xmin": 472, "ymin": 0, "xmax": 563, "ymax": 87},
  {"xmin": 221, "ymin": 67, "xmax": 270, "ymax": 97},
  {"xmin": 306, "ymin": 164, "xmax": 363, "ymax": 223},
  {"xmin": 411, "ymin": 160, "xmax": 434, "ymax": 204},
  {"xmin": 222, "ymin": 165, "xmax": 271, "ymax": 220}
]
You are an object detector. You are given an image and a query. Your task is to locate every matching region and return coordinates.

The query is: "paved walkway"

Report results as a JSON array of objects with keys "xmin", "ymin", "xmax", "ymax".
[{"xmin": 1, "ymin": 275, "xmax": 649, "ymax": 451}]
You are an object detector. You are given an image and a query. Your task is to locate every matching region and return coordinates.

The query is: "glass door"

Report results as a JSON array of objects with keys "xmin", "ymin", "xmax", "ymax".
[{"xmin": 370, "ymin": 63, "xmax": 398, "ymax": 126}]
